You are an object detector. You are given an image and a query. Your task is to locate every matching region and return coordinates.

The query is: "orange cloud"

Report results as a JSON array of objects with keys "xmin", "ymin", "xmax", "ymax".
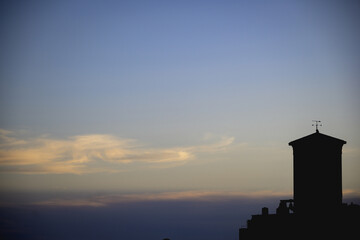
[
  {"xmin": 0, "ymin": 129, "xmax": 234, "ymax": 174},
  {"xmin": 31, "ymin": 190, "xmax": 293, "ymax": 207},
  {"xmin": 29, "ymin": 189, "xmax": 360, "ymax": 207}
]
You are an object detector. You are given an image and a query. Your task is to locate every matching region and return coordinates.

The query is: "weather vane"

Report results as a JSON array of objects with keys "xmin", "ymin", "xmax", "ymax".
[{"xmin": 312, "ymin": 120, "xmax": 322, "ymax": 132}]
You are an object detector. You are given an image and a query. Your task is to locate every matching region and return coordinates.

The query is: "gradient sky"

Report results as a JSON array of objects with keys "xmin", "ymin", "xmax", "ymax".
[{"xmin": 1, "ymin": 0, "xmax": 360, "ymax": 198}]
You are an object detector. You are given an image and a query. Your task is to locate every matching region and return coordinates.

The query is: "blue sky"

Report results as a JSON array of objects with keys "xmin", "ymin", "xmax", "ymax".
[
  {"xmin": 1, "ymin": 1, "xmax": 359, "ymax": 239},
  {"xmin": 0, "ymin": 0, "xmax": 359, "ymax": 198}
]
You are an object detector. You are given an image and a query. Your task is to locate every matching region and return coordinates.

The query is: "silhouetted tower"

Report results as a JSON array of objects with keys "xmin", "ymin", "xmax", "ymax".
[{"xmin": 288, "ymin": 128, "xmax": 346, "ymax": 215}]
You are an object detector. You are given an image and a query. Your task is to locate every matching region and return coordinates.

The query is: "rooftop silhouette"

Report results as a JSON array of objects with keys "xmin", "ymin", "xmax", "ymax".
[{"xmin": 239, "ymin": 129, "xmax": 360, "ymax": 239}]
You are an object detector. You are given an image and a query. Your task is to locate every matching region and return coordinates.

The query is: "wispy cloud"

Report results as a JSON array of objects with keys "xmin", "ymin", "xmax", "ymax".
[
  {"xmin": 31, "ymin": 190, "xmax": 292, "ymax": 207},
  {"xmin": 0, "ymin": 129, "xmax": 234, "ymax": 174},
  {"xmin": 343, "ymin": 189, "xmax": 360, "ymax": 198},
  {"xmin": 28, "ymin": 189, "xmax": 360, "ymax": 208},
  {"xmin": 32, "ymin": 198, "xmax": 107, "ymax": 207}
]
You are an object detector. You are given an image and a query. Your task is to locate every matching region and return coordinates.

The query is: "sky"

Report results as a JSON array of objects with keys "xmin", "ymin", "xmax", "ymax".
[{"xmin": 0, "ymin": 0, "xmax": 360, "ymax": 239}]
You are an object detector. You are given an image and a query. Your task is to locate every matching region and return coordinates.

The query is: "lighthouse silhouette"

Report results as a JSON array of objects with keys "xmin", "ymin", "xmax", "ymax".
[{"xmin": 289, "ymin": 128, "xmax": 346, "ymax": 215}]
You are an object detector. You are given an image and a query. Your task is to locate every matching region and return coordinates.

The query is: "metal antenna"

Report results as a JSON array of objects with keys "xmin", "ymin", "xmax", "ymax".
[{"xmin": 312, "ymin": 120, "xmax": 322, "ymax": 133}]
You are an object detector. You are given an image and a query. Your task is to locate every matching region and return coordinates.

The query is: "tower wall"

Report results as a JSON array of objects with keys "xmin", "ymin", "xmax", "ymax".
[{"xmin": 289, "ymin": 132, "xmax": 345, "ymax": 215}]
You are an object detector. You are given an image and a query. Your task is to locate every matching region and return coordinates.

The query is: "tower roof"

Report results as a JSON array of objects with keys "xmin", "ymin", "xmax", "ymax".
[{"xmin": 288, "ymin": 131, "xmax": 346, "ymax": 146}]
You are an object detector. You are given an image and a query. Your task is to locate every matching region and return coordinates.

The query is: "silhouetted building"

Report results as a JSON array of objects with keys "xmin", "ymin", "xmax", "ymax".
[
  {"xmin": 239, "ymin": 129, "xmax": 360, "ymax": 240},
  {"xmin": 289, "ymin": 130, "xmax": 346, "ymax": 215}
]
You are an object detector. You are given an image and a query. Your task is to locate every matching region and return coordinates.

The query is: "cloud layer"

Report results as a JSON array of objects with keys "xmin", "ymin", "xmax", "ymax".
[
  {"xmin": 0, "ymin": 129, "xmax": 234, "ymax": 174},
  {"xmin": 29, "ymin": 189, "xmax": 360, "ymax": 208},
  {"xmin": 20, "ymin": 189, "xmax": 360, "ymax": 208},
  {"xmin": 31, "ymin": 190, "xmax": 292, "ymax": 207}
]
